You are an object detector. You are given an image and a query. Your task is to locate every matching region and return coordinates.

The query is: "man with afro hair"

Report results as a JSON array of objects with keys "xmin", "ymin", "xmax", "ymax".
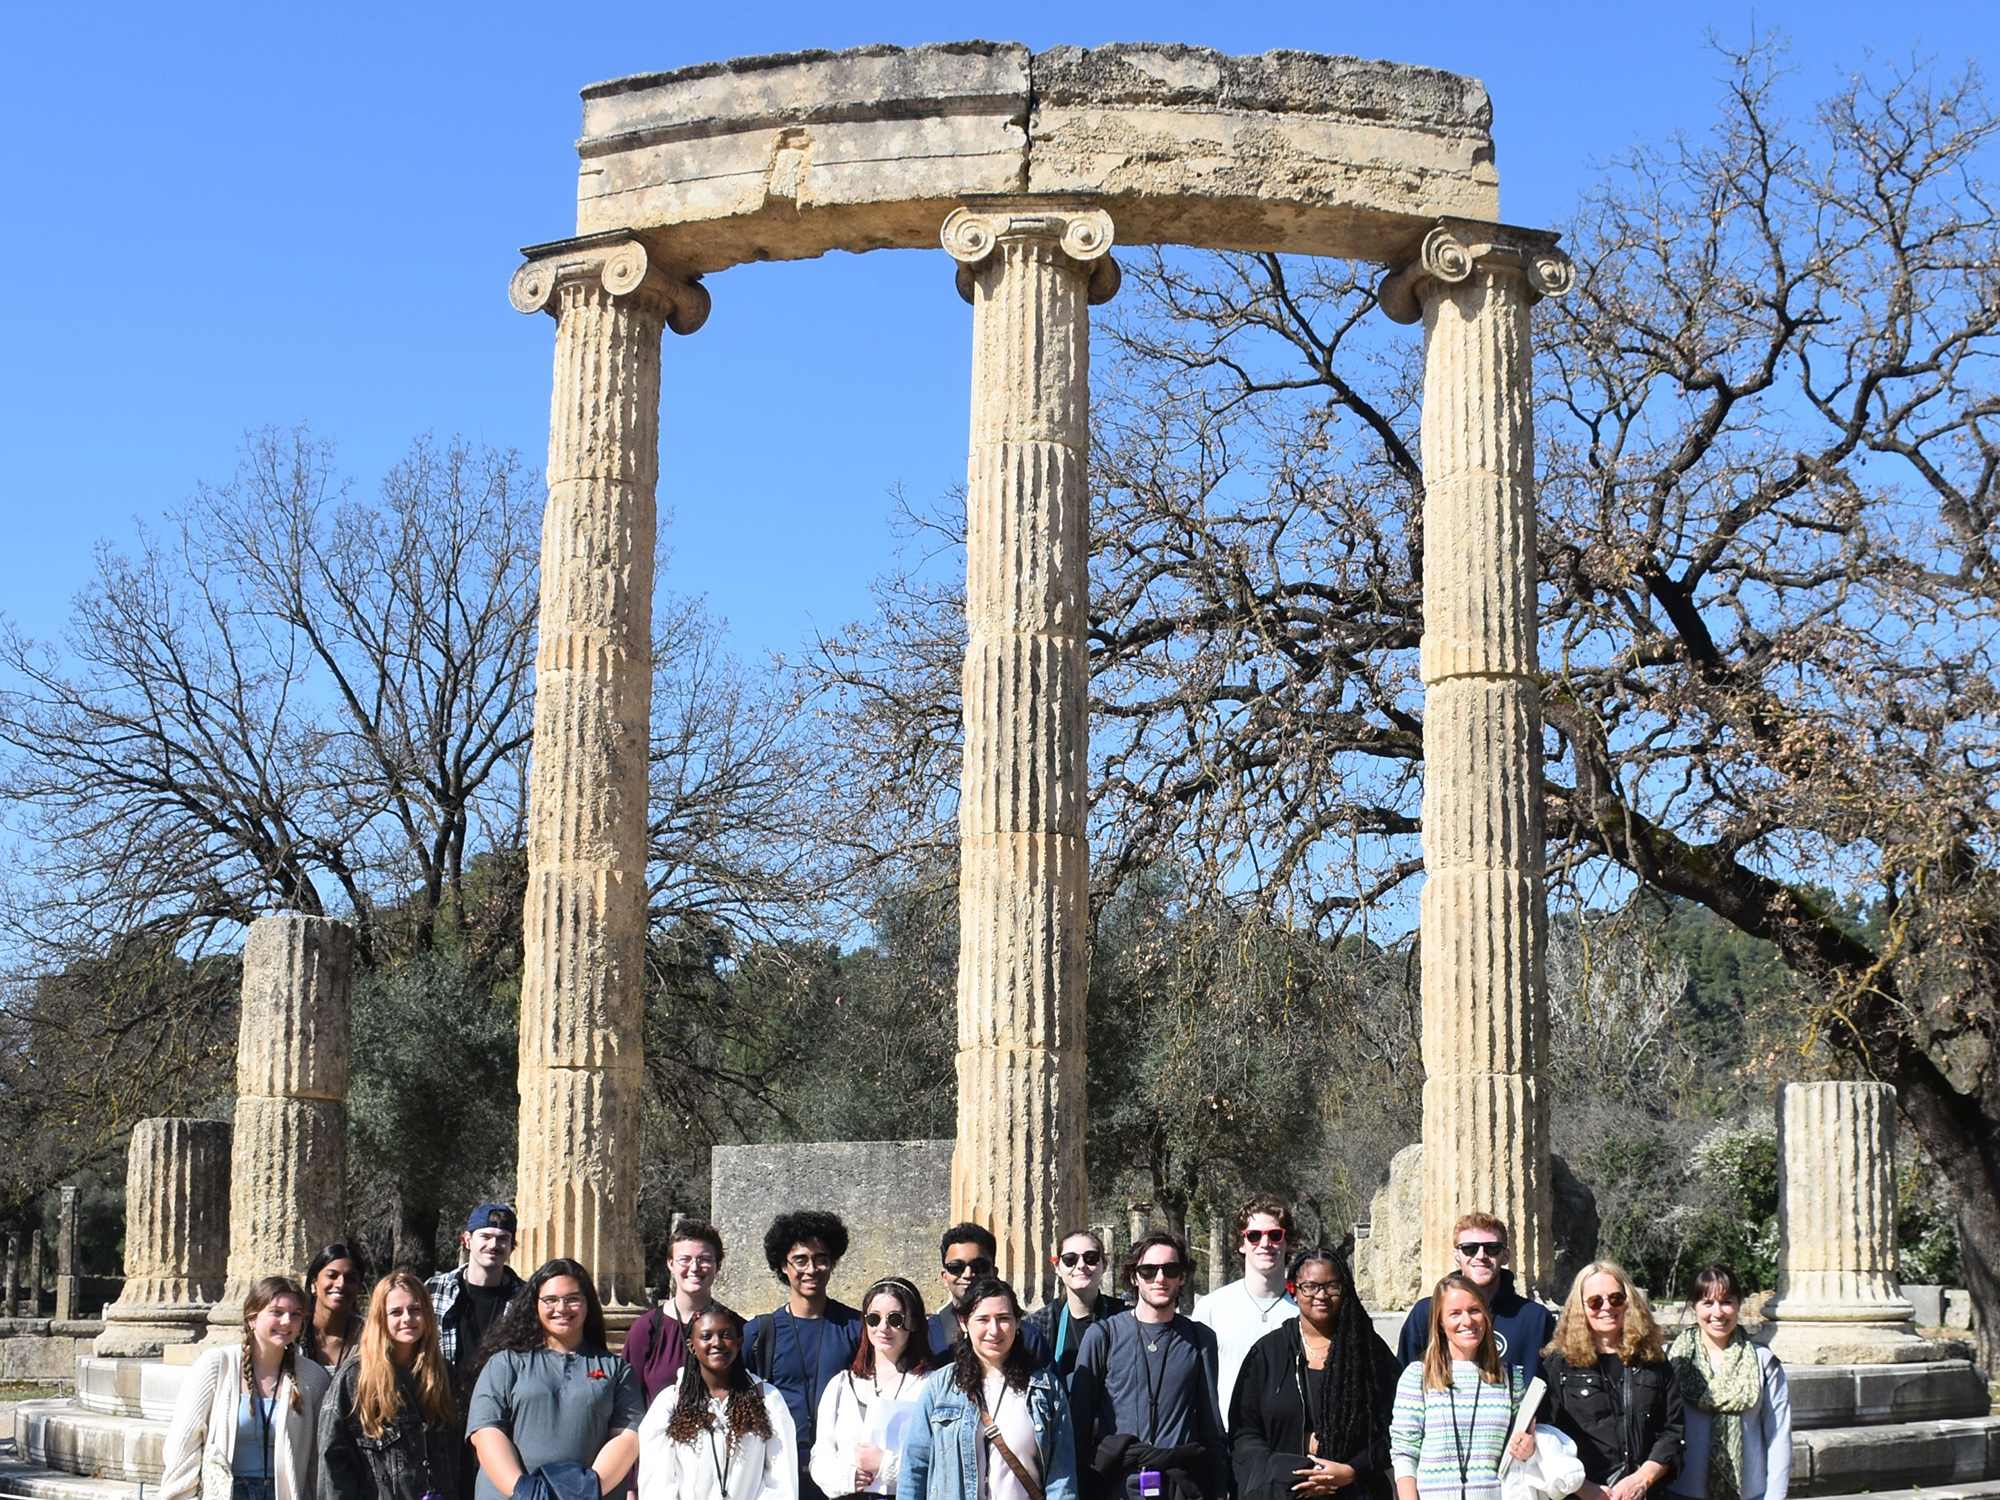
[{"xmin": 744, "ymin": 1210, "xmax": 863, "ymax": 1500}]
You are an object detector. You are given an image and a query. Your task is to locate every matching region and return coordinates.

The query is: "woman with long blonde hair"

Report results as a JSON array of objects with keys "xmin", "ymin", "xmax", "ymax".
[
  {"xmin": 318, "ymin": 1274, "xmax": 459, "ymax": 1500},
  {"xmin": 163, "ymin": 1275, "xmax": 332, "ymax": 1500},
  {"xmin": 1386, "ymin": 1273, "xmax": 1533, "ymax": 1499},
  {"xmin": 1540, "ymin": 1261, "xmax": 1684, "ymax": 1500}
]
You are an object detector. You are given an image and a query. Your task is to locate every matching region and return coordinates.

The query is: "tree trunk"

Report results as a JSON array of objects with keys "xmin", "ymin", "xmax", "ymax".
[{"xmin": 393, "ymin": 1190, "xmax": 441, "ymax": 1276}]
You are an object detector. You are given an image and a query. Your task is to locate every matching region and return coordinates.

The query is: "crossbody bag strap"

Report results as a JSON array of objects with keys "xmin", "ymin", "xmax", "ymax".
[{"xmin": 975, "ymin": 1385, "xmax": 1046, "ymax": 1500}]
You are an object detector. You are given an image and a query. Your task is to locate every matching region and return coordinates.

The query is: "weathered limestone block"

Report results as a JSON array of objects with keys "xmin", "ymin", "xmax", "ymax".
[
  {"xmin": 943, "ymin": 205, "xmax": 1113, "ymax": 1307},
  {"xmin": 510, "ymin": 234, "xmax": 707, "ymax": 1312},
  {"xmin": 95, "ymin": 1118, "xmax": 231, "ymax": 1357},
  {"xmin": 1378, "ymin": 223, "xmax": 1571, "ymax": 1295},
  {"xmin": 204, "ymin": 913, "xmax": 353, "ymax": 1344},
  {"xmin": 1767, "ymin": 1081, "xmax": 1936, "ymax": 1364}
]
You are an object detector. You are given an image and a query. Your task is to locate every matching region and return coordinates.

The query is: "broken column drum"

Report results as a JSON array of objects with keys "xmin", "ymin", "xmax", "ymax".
[
  {"xmin": 96, "ymin": 1117, "xmax": 232, "ymax": 1356},
  {"xmin": 206, "ymin": 913, "xmax": 353, "ymax": 1342},
  {"xmin": 512, "ymin": 43, "xmax": 1566, "ymax": 1300}
]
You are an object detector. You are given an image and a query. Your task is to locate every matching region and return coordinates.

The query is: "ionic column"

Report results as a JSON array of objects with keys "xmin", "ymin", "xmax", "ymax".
[
  {"xmin": 943, "ymin": 206, "xmax": 1118, "ymax": 1307},
  {"xmin": 509, "ymin": 233, "xmax": 708, "ymax": 1310},
  {"xmin": 97, "ymin": 1117, "xmax": 231, "ymax": 1356},
  {"xmin": 1380, "ymin": 222, "xmax": 1573, "ymax": 1295},
  {"xmin": 205, "ymin": 913, "xmax": 353, "ymax": 1343},
  {"xmin": 1767, "ymin": 1081, "xmax": 1933, "ymax": 1363}
]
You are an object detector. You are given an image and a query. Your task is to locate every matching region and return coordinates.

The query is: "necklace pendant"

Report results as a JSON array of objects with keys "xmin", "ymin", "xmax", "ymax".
[{"xmin": 1146, "ymin": 1342, "xmax": 1158, "ymax": 1352}]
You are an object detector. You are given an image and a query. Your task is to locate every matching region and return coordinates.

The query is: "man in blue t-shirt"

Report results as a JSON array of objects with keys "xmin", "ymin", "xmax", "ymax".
[
  {"xmin": 745, "ymin": 1210, "xmax": 863, "ymax": 1500},
  {"xmin": 1395, "ymin": 1211, "xmax": 1555, "ymax": 1384}
]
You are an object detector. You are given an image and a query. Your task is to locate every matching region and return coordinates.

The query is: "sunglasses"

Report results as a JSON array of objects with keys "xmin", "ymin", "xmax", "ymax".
[
  {"xmin": 1242, "ymin": 1229, "xmax": 1286, "ymax": 1245},
  {"xmin": 1058, "ymin": 1251, "xmax": 1105, "ymax": 1269},
  {"xmin": 1133, "ymin": 1262, "xmax": 1187, "ymax": 1281},
  {"xmin": 1457, "ymin": 1241, "xmax": 1505, "ymax": 1261},
  {"xmin": 1584, "ymin": 1291, "xmax": 1629, "ymax": 1313},
  {"xmin": 943, "ymin": 1257, "xmax": 996, "ymax": 1278},
  {"xmin": 864, "ymin": 1311, "xmax": 908, "ymax": 1330}
]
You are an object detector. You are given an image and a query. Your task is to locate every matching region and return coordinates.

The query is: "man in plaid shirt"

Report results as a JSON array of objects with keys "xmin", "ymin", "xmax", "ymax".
[{"xmin": 427, "ymin": 1200, "xmax": 526, "ymax": 1484}]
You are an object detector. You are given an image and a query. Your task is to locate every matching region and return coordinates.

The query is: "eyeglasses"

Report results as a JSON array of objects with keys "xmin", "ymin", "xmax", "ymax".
[
  {"xmin": 1133, "ymin": 1262, "xmax": 1187, "ymax": 1281},
  {"xmin": 1058, "ymin": 1251, "xmax": 1105, "ymax": 1269},
  {"xmin": 943, "ymin": 1258, "xmax": 995, "ymax": 1277},
  {"xmin": 864, "ymin": 1311, "xmax": 908, "ymax": 1330},
  {"xmin": 672, "ymin": 1255, "xmax": 717, "ymax": 1271},
  {"xmin": 1242, "ymin": 1229, "xmax": 1286, "ymax": 1245},
  {"xmin": 1293, "ymin": 1280, "xmax": 1339, "ymax": 1300},
  {"xmin": 538, "ymin": 1295, "xmax": 586, "ymax": 1310},
  {"xmin": 786, "ymin": 1254, "xmax": 833, "ymax": 1271},
  {"xmin": 1584, "ymin": 1292, "xmax": 1629, "ymax": 1313},
  {"xmin": 1457, "ymin": 1241, "xmax": 1505, "ymax": 1261}
]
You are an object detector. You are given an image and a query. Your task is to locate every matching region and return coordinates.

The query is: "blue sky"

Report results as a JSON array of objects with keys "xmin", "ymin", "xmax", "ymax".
[{"xmin": 2, "ymin": 0, "xmax": 1992, "ymax": 662}]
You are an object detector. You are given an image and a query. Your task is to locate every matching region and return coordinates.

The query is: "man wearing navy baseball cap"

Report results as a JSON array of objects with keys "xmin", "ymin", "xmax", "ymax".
[{"xmin": 427, "ymin": 1201, "xmax": 526, "ymax": 1481}]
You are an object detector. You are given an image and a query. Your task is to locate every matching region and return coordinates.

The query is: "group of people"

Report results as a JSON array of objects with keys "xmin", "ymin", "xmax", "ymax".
[{"xmin": 157, "ymin": 1196, "xmax": 1794, "ymax": 1500}]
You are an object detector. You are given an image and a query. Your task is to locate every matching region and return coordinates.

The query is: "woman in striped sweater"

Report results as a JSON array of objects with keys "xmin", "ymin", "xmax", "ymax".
[{"xmin": 1388, "ymin": 1274, "xmax": 1535, "ymax": 1499}]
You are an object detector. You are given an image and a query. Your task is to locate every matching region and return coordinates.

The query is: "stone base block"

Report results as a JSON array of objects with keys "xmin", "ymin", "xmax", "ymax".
[
  {"xmin": 1792, "ymin": 1416, "xmax": 2000, "ymax": 1494},
  {"xmin": 11, "ymin": 1400, "xmax": 168, "ymax": 1483},
  {"xmin": 0, "ymin": 1329, "xmax": 100, "ymax": 1384},
  {"xmin": 0, "ymin": 1458, "xmax": 157, "ymax": 1500},
  {"xmin": 1787, "ymin": 1360, "xmax": 1992, "ymax": 1431},
  {"xmin": 91, "ymin": 1304, "xmax": 208, "ymax": 1359},
  {"xmin": 1768, "ymin": 1318, "xmax": 1942, "ymax": 1365},
  {"xmin": 73, "ymin": 1358, "xmax": 190, "ymax": 1420}
]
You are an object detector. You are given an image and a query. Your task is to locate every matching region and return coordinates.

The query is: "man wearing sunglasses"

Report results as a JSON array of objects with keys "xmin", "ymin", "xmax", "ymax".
[
  {"xmin": 1392, "ymin": 1211, "xmax": 1555, "ymax": 1385},
  {"xmin": 1027, "ymin": 1229, "xmax": 1129, "ymax": 1378},
  {"xmin": 1190, "ymin": 1194, "xmax": 1298, "ymax": 1425},
  {"xmin": 925, "ymin": 1221, "xmax": 1052, "ymax": 1363},
  {"xmin": 1070, "ymin": 1232, "xmax": 1227, "ymax": 1500}
]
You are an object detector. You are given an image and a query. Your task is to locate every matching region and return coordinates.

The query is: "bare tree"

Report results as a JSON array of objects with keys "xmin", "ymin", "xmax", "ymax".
[{"xmin": 801, "ymin": 43, "xmax": 2000, "ymax": 1361}]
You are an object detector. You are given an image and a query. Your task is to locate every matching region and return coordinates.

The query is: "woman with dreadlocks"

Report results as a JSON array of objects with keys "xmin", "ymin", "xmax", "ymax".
[
  {"xmin": 639, "ymin": 1305, "xmax": 796, "ymax": 1500},
  {"xmin": 1228, "ymin": 1248, "xmax": 1397, "ymax": 1500}
]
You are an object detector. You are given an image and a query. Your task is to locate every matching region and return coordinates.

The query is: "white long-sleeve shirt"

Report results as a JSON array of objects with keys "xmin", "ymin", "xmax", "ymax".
[
  {"xmin": 807, "ymin": 1367, "xmax": 924, "ymax": 1498},
  {"xmin": 639, "ymin": 1379, "xmax": 797, "ymax": 1500}
]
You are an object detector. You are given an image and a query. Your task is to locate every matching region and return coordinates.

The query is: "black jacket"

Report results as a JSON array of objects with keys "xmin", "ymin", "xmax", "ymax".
[
  {"xmin": 316, "ymin": 1359, "xmax": 461, "ymax": 1500},
  {"xmin": 1228, "ymin": 1321, "xmax": 1396, "ymax": 1500},
  {"xmin": 1027, "ymin": 1293, "xmax": 1130, "ymax": 1380},
  {"xmin": 1539, "ymin": 1351, "xmax": 1684, "ymax": 1484}
]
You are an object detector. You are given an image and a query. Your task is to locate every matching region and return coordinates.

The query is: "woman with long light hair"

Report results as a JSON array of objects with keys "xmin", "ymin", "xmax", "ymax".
[
  {"xmin": 163, "ymin": 1275, "xmax": 332, "ymax": 1500},
  {"xmin": 317, "ymin": 1274, "xmax": 460, "ymax": 1500},
  {"xmin": 1386, "ymin": 1273, "xmax": 1533, "ymax": 1499},
  {"xmin": 1540, "ymin": 1261, "xmax": 1684, "ymax": 1500}
]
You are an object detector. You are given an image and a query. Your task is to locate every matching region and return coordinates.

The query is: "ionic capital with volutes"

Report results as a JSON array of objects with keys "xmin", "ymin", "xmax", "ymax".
[
  {"xmin": 509, "ymin": 230, "xmax": 711, "ymax": 335},
  {"xmin": 942, "ymin": 204, "xmax": 1122, "ymax": 306},
  {"xmin": 1377, "ymin": 219, "xmax": 1574, "ymax": 325}
]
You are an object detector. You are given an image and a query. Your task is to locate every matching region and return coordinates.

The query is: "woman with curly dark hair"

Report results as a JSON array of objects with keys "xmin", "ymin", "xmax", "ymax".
[
  {"xmin": 465, "ymin": 1259, "xmax": 644, "ymax": 1500},
  {"xmin": 1229, "ymin": 1248, "xmax": 1396, "ymax": 1500},
  {"xmin": 639, "ymin": 1306, "xmax": 795, "ymax": 1500},
  {"xmin": 901, "ymin": 1278, "xmax": 1077, "ymax": 1500}
]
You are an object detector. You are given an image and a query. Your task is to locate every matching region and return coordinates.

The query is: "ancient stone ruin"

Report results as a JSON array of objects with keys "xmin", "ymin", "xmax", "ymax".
[
  {"xmin": 93, "ymin": 1117, "xmax": 231, "ymax": 1357},
  {"xmin": 506, "ymin": 41, "xmax": 1571, "ymax": 1305}
]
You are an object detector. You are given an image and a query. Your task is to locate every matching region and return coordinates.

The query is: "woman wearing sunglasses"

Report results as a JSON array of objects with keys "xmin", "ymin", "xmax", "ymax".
[
  {"xmin": 1230, "ymin": 1248, "xmax": 1396, "ymax": 1500},
  {"xmin": 1027, "ymin": 1233, "xmax": 1128, "ymax": 1380},
  {"xmin": 1540, "ymin": 1262, "xmax": 1684, "ymax": 1500},
  {"xmin": 809, "ymin": 1279, "xmax": 937, "ymax": 1498}
]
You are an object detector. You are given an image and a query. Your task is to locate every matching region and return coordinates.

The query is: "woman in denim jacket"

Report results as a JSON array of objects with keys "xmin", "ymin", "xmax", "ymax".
[{"xmin": 901, "ymin": 1279, "xmax": 1078, "ymax": 1500}]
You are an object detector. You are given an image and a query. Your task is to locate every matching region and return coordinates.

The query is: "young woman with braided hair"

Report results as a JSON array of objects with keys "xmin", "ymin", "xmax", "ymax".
[
  {"xmin": 1229, "ymin": 1248, "xmax": 1397, "ymax": 1500},
  {"xmin": 163, "ymin": 1276, "xmax": 333, "ymax": 1500},
  {"xmin": 638, "ymin": 1306, "xmax": 796, "ymax": 1500}
]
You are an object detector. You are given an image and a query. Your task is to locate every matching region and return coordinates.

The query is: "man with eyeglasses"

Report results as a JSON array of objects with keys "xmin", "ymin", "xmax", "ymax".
[
  {"xmin": 1392, "ymin": 1211, "xmax": 1555, "ymax": 1385},
  {"xmin": 1027, "ymin": 1229, "xmax": 1129, "ymax": 1378},
  {"xmin": 427, "ymin": 1202, "xmax": 525, "ymax": 1500},
  {"xmin": 745, "ymin": 1209, "xmax": 864, "ymax": 1500},
  {"xmin": 1071, "ymin": 1232, "xmax": 1227, "ymax": 1500},
  {"xmin": 1190, "ymin": 1193, "xmax": 1298, "ymax": 1425},
  {"xmin": 623, "ymin": 1216, "xmax": 731, "ymax": 1406},
  {"xmin": 925, "ymin": 1221, "xmax": 1052, "ymax": 1362}
]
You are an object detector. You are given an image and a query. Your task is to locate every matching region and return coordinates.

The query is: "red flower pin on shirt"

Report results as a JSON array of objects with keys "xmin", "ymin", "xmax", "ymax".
[{"xmin": 587, "ymin": 1369, "xmax": 608, "ymax": 1380}]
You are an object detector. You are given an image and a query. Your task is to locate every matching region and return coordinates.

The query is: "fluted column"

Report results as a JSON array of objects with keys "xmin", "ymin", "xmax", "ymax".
[
  {"xmin": 1381, "ymin": 222, "xmax": 1572, "ymax": 1295},
  {"xmin": 98, "ymin": 1117, "xmax": 232, "ymax": 1356},
  {"xmin": 509, "ymin": 232, "xmax": 708, "ymax": 1310},
  {"xmin": 205, "ymin": 914, "xmax": 353, "ymax": 1343},
  {"xmin": 943, "ymin": 206, "xmax": 1118, "ymax": 1307},
  {"xmin": 1767, "ymin": 1081, "xmax": 1934, "ymax": 1362}
]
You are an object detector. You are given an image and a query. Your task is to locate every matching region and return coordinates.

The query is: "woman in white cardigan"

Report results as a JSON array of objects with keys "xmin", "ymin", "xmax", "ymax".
[
  {"xmin": 1668, "ymin": 1265, "xmax": 1791, "ymax": 1500},
  {"xmin": 163, "ymin": 1276, "xmax": 334, "ymax": 1500},
  {"xmin": 809, "ymin": 1279, "xmax": 933, "ymax": 1499},
  {"xmin": 639, "ymin": 1307, "xmax": 795, "ymax": 1500}
]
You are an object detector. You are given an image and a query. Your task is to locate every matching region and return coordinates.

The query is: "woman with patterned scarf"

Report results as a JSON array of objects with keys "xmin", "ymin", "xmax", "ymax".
[{"xmin": 1666, "ymin": 1267, "xmax": 1790, "ymax": 1500}]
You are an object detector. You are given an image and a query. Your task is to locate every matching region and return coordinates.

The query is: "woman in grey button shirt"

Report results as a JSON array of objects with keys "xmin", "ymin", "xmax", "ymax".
[{"xmin": 467, "ymin": 1260, "xmax": 644, "ymax": 1500}]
